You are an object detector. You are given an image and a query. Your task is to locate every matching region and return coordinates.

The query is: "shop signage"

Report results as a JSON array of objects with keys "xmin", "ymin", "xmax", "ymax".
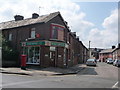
[
  {"xmin": 27, "ymin": 41, "xmax": 45, "ymax": 46},
  {"xmin": 21, "ymin": 41, "xmax": 66, "ymax": 47},
  {"xmin": 21, "ymin": 41, "xmax": 45, "ymax": 46},
  {"xmin": 36, "ymin": 33, "xmax": 40, "ymax": 38},
  {"xmin": 51, "ymin": 42, "xmax": 65, "ymax": 47},
  {"xmin": 45, "ymin": 41, "xmax": 51, "ymax": 46},
  {"xmin": 50, "ymin": 47, "xmax": 56, "ymax": 51}
]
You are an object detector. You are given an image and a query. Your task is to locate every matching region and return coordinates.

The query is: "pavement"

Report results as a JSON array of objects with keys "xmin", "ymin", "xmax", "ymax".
[{"xmin": 0, "ymin": 64, "xmax": 86, "ymax": 76}]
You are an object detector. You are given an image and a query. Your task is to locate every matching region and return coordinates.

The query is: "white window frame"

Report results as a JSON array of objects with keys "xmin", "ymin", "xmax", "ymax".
[
  {"xmin": 26, "ymin": 47, "xmax": 40, "ymax": 65},
  {"xmin": 31, "ymin": 28, "xmax": 36, "ymax": 38},
  {"xmin": 9, "ymin": 33, "xmax": 12, "ymax": 41}
]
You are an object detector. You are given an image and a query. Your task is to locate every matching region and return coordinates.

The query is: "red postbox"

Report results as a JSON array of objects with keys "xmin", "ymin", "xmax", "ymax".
[{"xmin": 21, "ymin": 55, "xmax": 27, "ymax": 70}]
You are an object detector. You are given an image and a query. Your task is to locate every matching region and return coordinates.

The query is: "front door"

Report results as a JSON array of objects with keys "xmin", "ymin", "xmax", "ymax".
[{"xmin": 50, "ymin": 51, "xmax": 56, "ymax": 67}]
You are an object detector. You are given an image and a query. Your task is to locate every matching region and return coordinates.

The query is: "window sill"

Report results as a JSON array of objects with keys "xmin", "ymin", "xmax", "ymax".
[
  {"xmin": 28, "ymin": 38, "xmax": 36, "ymax": 40},
  {"xmin": 26, "ymin": 63, "xmax": 39, "ymax": 65}
]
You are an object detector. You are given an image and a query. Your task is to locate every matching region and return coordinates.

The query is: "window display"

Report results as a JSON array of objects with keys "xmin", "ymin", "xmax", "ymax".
[{"xmin": 25, "ymin": 47, "xmax": 40, "ymax": 64}]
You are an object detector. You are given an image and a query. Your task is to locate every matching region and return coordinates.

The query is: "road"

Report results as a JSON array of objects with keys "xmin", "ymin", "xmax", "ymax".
[{"xmin": 1, "ymin": 62, "xmax": 119, "ymax": 88}]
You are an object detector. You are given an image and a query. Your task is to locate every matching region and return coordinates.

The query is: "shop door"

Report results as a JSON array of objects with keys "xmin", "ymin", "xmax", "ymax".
[{"xmin": 50, "ymin": 51, "xmax": 56, "ymax": 67}]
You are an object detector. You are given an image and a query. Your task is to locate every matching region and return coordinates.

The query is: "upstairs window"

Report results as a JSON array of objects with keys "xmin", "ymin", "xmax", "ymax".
[
  {"xmin": 9, "ymin": 33, "xmax": 12, "ymax": 41},
  {"xmin": 51, "ymin": 24, "xmax": 65, "ymax": 41},
  {"xmin": 31, "ymin": 28, "xmax": 35, "ymax": 38}
]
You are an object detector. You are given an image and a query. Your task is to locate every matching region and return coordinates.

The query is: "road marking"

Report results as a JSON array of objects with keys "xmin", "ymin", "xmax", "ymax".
[{"xmin": 112, "ymin": 81, "xmax": 118, "ymax": 88}]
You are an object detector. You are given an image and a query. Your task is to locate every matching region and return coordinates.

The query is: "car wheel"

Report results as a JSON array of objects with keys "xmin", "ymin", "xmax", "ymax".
[{"xmin": 116, "ymin": 64, "xmax": 118, "ymax": 67}]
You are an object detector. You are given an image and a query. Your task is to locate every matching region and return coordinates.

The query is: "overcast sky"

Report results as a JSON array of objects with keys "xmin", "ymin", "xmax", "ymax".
[{"xmin": 0, "ymin": 0, "xmax": 119, "ymax": 49}]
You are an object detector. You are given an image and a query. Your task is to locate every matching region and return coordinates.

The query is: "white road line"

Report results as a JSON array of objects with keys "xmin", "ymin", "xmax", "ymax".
[{"xmin": 112, "ymin": 81, "xmax": 118, "ymax": 88}]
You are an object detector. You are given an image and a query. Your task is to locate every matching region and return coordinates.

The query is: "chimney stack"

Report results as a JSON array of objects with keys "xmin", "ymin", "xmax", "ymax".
[
  {"xmin": 72, "ymin": 32, "xmax": 76, "ymax": 37},
  {"xmin": 76, "ymin": 36, "xmax": 79, "ymax": 41},
  {"xmin": 118, "ymin": 43, "xmax": 120, "ymax": 48},
  {"xmin": 64, "ymin": 21, "xmax": 68, "ymax": 25},
  {"xmin": 14, "ymin": 15, "xmax": 24, "ymax": 21},
  {"xmin": 32, "ymin": 13, "xmax": 39, "ymax": 19},
  {"xmin": 112, "ymin": 46, "xmax": 116, "ymax": 49}
]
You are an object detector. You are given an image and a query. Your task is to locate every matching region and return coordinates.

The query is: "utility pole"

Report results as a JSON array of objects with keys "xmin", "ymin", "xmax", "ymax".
[{"xmin": 89, "ymin": 41, "xmax": 91, "ymax": 58}]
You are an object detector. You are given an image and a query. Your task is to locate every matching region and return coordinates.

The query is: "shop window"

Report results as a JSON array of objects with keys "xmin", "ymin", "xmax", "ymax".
[
  {"xmin": 9, "ymin": 33, "xmax": 12, "ymax": 41},
  {"xmin": 51, "ymin": 24, "xmax": 64, "ymax": 41},
  {"xmin": 25, "ymin": 47, "xmax": 40, "ymax": 64}
]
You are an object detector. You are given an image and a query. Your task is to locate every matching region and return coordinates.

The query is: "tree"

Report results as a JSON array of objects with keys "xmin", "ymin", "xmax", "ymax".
[{"xmin": 2, "ymin": 35, "xmax": 19, "ymax": 66}]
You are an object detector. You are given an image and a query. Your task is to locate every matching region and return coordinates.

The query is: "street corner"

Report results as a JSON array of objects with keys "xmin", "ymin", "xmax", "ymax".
[{"xmin": 1, "ymin": 67, "xmax": 33, "ymax": 76}]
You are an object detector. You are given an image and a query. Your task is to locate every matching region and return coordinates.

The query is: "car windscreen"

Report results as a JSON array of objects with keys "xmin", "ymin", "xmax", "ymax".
[
  {"xmin": 87, "ymin": 59, "xmax": 95, "ymax": 61},
  {"xmin": 118, "ymin": 60, "xmax": 120, "ymax": 62}
]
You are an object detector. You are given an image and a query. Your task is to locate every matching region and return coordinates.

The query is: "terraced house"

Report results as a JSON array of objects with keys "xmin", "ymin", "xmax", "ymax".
[
  {"xmin": 0, "ymin": 12, "xmax": 89, "ymax": 68},
  {"xmin": 99, "ymin": 45, "xmax": 120, "ymax": 62}
]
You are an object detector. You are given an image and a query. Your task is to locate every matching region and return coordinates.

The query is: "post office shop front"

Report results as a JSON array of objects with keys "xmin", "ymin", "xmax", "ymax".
[{"xmin": 21, "ymin": 40, "xmax": 69, "ymax": 68}]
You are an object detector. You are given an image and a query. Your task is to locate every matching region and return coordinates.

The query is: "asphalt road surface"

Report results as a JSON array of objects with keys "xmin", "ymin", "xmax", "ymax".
[{"xmin": 1, "ymin": 62, "xmax": 119, "ymax": 88}]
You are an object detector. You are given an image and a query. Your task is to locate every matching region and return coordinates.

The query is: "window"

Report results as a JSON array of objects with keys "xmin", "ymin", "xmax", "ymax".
[
  {"xmin": 9, "ymin": 33, "xmax": 12, "ymax": 41},
  {"xmin": 52, "ymin": 26, "xmax": 58, "ymax": 39},
  {"xmin": 51, "ymin": 24, "xmax": 64, "ymax": 41},
  {"xmin": 26, "ymin": 47, "xmax": 40, "ymax": 64},
  {"xmin": 31, "ymin": 28, "xmax": 35, "ymax": 38}
]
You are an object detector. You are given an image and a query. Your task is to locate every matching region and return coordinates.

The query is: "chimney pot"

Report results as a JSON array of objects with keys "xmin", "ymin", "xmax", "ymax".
[
  {"xmin": 112, "ymin": 46, "xmax": 116, "ymax": 49},
  {"xmin": 14, "ymin": 15, "xmax": 24, "ymax": 21},
  {"xmin": 32, "ymin": 13, "xmax": 39, "ymax": 19}
]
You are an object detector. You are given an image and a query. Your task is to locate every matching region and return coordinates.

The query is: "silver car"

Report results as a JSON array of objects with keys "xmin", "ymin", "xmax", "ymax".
[
  {"xmin": 86, "ymin": 59, "xmax": 97, "ymax": 66},
  {"xmin": 106, "ymin": 58, "xmax": 113, "ymax": 64},
  {"xmin": 113, "ymin": 59, "xmax": 120, "ymax": 67}
]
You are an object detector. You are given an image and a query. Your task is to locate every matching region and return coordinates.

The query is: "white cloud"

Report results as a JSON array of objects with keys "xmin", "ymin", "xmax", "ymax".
[
  {"xmin": 102, "ymin": 9, "xmax": 118, "ymax": 30},
  {"xmin": 0, "ymin": 0, "xmax": 94, "ymax": 45},
  {"xmin": 0, "ymin": 0, "xmax": 118, "ymax": 48},
  {"xmin": 85, "ymin": 9, "xmax": 118, "ymax": 48}
]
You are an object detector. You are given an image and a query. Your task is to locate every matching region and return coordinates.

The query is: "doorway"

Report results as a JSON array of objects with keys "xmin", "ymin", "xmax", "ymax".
[{"xmin": 50, "ymin": 51, "xmax": 56, "ymax": 67}]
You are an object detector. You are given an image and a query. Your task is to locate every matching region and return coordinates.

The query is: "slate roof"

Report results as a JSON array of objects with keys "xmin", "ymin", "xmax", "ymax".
[
  {"xmin": 0, "ymin": 12, "xmax": 60, "ymax": 30},
  {"xmin": 99, "ymin": 48, "xmax": 116, "ymax": 54}
]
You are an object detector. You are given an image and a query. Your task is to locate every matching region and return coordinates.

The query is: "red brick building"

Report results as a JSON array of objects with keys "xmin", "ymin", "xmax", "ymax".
[
  {"xmin": 1, "ymin": 12, "xmax": 88, "ymax": 68},
  {"xmin": 99, "ymin": 46, "xmax": 116, "ymax": 62},
  {"xmin": 113, "ymin": 44, "xmax": 120, "ymax": 60}
]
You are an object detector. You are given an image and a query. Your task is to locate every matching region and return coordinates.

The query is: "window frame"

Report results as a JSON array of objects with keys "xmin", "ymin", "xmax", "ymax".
[
  {"xmin": 8, "ymin": 33, "xmax": 12, "ymax": 41},
  {"xmin": 30, "ymin": 28, "xmax": 36, "ymax": 38},
  {"xmin": 50, "ymin": 23, "xmax": 65, "ymax": 41}
]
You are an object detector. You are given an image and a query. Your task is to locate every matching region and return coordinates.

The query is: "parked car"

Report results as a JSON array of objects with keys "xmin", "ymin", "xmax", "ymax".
[
  {"xmin": 86, "ymin": 59, "xmax": 97, "ymax": 66},
  {"xmin": 113, "ymin": 59, "xmax": 120, "ymax": 67},
  {"xmin": 106, "ymin": 58, "xmax": 114, "ymax": 64}
]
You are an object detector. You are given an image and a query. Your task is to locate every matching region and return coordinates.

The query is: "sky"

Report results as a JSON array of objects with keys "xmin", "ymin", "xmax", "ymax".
[{"xmin": 0, "ymin": 0, "xmax": 119, "ymax": 49}]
